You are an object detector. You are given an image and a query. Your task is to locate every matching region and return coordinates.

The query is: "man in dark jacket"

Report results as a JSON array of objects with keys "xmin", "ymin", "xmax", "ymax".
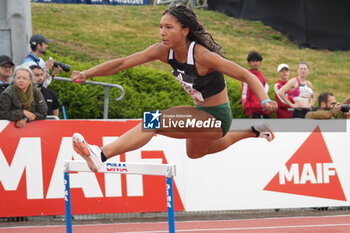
[{"xmin": 30, "ymin": 64, "xmax": 60, "ymax": 118}]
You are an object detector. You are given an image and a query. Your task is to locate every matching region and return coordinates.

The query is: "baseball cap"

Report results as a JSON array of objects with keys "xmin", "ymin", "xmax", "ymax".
[
  {"xmin": 29, "ymin": 34, "xmax": 51, "ymax": 46},
  {"xmin": 0, "ymin": 55, "xmax": 15, "ymax": 66},
  {"xmin": 277, "ymin": 63, "xmax": 289, "ymax": 72}
]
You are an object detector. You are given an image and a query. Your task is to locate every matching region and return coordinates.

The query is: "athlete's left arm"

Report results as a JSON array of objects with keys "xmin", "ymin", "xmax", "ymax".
[{"xmin": 197, "ymin": 49, "xmax": 275, "ymax": 109}]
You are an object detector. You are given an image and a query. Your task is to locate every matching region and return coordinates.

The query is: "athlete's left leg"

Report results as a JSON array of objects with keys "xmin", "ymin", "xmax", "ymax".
[
  {"xmin": 186, "ymin": 122, "xmax": 275, "ymax": 159},
  {"xmin": 185, "ymin": 130, "xmax": 255, "ymax": 159},
  {"xmin": 206, "ymin": 130, "xmax": 256, "ymax": 154}
]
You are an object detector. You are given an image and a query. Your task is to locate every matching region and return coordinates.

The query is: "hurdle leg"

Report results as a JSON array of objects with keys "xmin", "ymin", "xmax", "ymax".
[
  {"xmin": 166, "ymin": 177, "xmax": 175, "ymax": 233},
  {"xmin": 64, "ymin": 171, "xmax": 73, "ymax": 233}
]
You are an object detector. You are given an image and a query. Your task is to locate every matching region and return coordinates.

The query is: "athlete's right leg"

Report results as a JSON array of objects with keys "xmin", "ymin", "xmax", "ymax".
[
  {"xmin": 72, "ymin": 123, "xmax": 156, "ymax": 171},
  {"xmin": 102, "ymin": 123, "xmax": 156, "ymax": 158}
]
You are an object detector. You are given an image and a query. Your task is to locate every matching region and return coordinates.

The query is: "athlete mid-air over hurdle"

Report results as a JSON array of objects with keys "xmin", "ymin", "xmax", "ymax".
[
  {"xmin": 68, "ymin": 6, "xmax": 276, "ymax": 233},
  {"xmin": 70, "ymin": 5, "xmax": 276, "ymax": 172}
]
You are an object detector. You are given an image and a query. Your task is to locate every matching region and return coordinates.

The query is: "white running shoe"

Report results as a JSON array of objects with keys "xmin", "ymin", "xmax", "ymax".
[
  {"xmin": 252, "ymin": 121, "xmax": 275, "ymax": 142},
  {"xmin": 72, "ymin": 133, "xmax": 104, "ymax": 172}
]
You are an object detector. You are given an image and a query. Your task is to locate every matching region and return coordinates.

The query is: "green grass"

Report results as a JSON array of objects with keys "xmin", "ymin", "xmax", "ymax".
[{"xmin": 32, "ymin": 3, "xmax": 350, "ymax": 102}]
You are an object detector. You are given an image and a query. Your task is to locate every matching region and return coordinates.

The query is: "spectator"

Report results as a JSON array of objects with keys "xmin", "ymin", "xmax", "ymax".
[
  {"xmin": 278, "ymin": 62, "xmax": 316, "ymax": 118},
  {"xmin": 23, "ymin": 34, "xmax": 62, "ymax": 87},
  {"xmin": 241, "ymin": 50, "xmax": 270, "ymax": 118},
  {"xmin": 0, "ymin": 65, "xmax": 47, "ymax": 127},
  {"xmin": 0, "ymin": 55, "xmax": 15, "ymax": 94},
  {"xmin": 274, "ymin": 64, "xmax": 294, "ymax": 118},
  {"xmin": 30, "ymin": 65, "xmax": 60, "ymax": 118},
  {"xmin": 305, "ymin": 92, "xmax": 350, "ymax": 119}
]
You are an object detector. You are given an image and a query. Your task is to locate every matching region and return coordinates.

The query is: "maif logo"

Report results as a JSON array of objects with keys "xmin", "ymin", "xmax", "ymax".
[{"xmin": 264, "ymin": 126, "xmax": 346, "ymax": 201}]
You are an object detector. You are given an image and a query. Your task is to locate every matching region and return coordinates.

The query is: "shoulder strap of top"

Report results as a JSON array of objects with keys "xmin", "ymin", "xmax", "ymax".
[
  {"xmin": 168, "ymin": 48, "xmax": 174, "ymax": 60},
  {"xmin": 187, "ymin": 41, "xmax": 196, "ymax": 65}
]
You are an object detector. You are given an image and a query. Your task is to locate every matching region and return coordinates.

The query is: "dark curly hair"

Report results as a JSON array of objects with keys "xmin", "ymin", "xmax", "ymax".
[
  {"xmin": 247, "ymin": 50, "xmax": 263, "ymax": 62},
  {"xmin": 163, "ymin": 6, "xmax": 222, "ymax": 56}
]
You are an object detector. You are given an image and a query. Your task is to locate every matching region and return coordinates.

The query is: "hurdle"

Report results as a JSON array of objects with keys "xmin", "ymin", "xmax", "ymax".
[{"xmin": 63, "ymin": 160, "xmax": 176, "ymax": 233}]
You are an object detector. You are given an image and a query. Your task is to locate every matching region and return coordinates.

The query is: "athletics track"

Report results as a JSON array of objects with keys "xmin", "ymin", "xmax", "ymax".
[{"xmin": 1, "ymin": 215, "xmax": 350, "ymax": 233}]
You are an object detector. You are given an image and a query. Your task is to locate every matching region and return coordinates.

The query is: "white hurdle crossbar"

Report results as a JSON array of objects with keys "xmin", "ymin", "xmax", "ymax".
[{"xmin": 63, "ymin": 160, "xmax": 177, "ymax": 233}]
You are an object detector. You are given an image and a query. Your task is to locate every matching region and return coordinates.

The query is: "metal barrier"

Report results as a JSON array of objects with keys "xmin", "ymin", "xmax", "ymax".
[{"xmin": 53, "ymin": 76, "xmax": 125, "ymax": 119}]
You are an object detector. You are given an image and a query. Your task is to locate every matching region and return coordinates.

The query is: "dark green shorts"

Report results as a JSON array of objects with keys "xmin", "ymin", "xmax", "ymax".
[{"xmin": 194, "ymin": 102, "xmax": 232, "ymax": 136}]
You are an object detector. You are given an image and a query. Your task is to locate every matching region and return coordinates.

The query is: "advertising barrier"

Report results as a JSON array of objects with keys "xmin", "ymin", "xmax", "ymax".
[{"xmin": 1, "ymin": 119, "xmax": 350, "ymax": 217}]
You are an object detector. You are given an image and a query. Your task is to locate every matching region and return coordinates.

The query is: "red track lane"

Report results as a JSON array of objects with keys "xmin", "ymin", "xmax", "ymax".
[{"xmin": 1, "ymin": 215, "xmax": 350, "ymax": 233}]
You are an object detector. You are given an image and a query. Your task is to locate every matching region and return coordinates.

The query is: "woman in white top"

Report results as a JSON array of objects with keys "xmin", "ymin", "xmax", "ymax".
[{"xmin": 278, "ymin": 62, "xmax": 316, "ymax": 118}]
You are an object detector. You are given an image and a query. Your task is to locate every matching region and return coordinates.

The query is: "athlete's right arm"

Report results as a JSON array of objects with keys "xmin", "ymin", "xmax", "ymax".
[{"xmin": 71, "ymin": 43, "xmax": 167, "ymax": 83}]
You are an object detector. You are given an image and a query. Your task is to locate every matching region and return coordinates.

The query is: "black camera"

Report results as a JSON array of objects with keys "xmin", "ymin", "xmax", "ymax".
[
  {"xmin": 341, "ymin": 104, "xmax": 350, "ymax": 112},
  {"xmin": 53, "ymin": 61, "xmax": 71, "ymax": 72}
]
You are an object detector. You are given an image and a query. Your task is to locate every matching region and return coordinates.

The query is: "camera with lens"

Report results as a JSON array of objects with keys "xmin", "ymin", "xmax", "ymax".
[
  {"xmin": 341, "ymin": 104, "xmax": 350, "ymax": 112},
  {"xmin": 53, "ymin": 61, "xmax": 71, "ymax": 72}
]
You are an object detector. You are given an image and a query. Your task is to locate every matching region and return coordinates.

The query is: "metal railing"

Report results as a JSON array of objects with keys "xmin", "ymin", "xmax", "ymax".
[{"xmin": 53, "ymin": 76, "xmax": 125, "ymax": 119}]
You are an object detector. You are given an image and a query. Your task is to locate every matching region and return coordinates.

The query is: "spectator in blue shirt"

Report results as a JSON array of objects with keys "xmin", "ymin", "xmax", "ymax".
[{"xmin": 23, "ymin": 34, "xmax": 62, "ymax": 87}]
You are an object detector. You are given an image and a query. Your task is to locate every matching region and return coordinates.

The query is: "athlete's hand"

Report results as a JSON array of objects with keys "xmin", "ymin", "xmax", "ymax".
[
  {"xmin": 71, "ymin": 71, "xmax": 87, "ymax": 83},
  {"xmin": 262, "ymin": 100, "xmax": 278, "ymax": 113}
]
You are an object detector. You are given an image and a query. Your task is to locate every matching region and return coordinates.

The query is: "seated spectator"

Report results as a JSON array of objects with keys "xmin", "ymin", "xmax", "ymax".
[
  {"xmin": 0, "ymin": 55, "xmax": 15, "ymax": 94},
  {"xmin": 0, "ymin": 65, "xmax": 48, "ymax": 127},
  {"xmin": 30, "ymin": 65, "xmax": 60, "ymax": 118},
  {"xmin": 241, "ymin": 50, "xmax": 270, "ymax": 118},
  {"xmin": 274, "ymin": 64, "xmax": 294, "ymax": 118},
  {"xmin": 305, "ymin": 92, "xmax": 350, "ymax": 119}
]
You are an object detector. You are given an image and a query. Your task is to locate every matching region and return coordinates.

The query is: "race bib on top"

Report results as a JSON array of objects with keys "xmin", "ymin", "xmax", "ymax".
[
  {"xmin": 299, "ymin": 85, "xmax": 313, "ymax": 98},
  {"xmin": 172, "ymin": 70, "xmax": 204, "ymax": 102}
]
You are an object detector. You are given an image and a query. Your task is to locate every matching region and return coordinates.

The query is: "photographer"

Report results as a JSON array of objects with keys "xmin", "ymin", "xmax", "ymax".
[
  {"xmin": 22, "ymin": 34, "xmax": 63, "ymax": 87},
  {"xmin": 305, "ymin": 92, "xmax": 350, "ymax": 119},
  {"xmin": 0, "ymin": 55, "xmax": 14, "ymax": 94}
]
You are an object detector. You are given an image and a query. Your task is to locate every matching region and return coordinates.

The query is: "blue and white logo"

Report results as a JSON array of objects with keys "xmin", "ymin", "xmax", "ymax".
[{"xmin": 143, "ymin": 110, "xmax": 161, "ymax": 129}]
